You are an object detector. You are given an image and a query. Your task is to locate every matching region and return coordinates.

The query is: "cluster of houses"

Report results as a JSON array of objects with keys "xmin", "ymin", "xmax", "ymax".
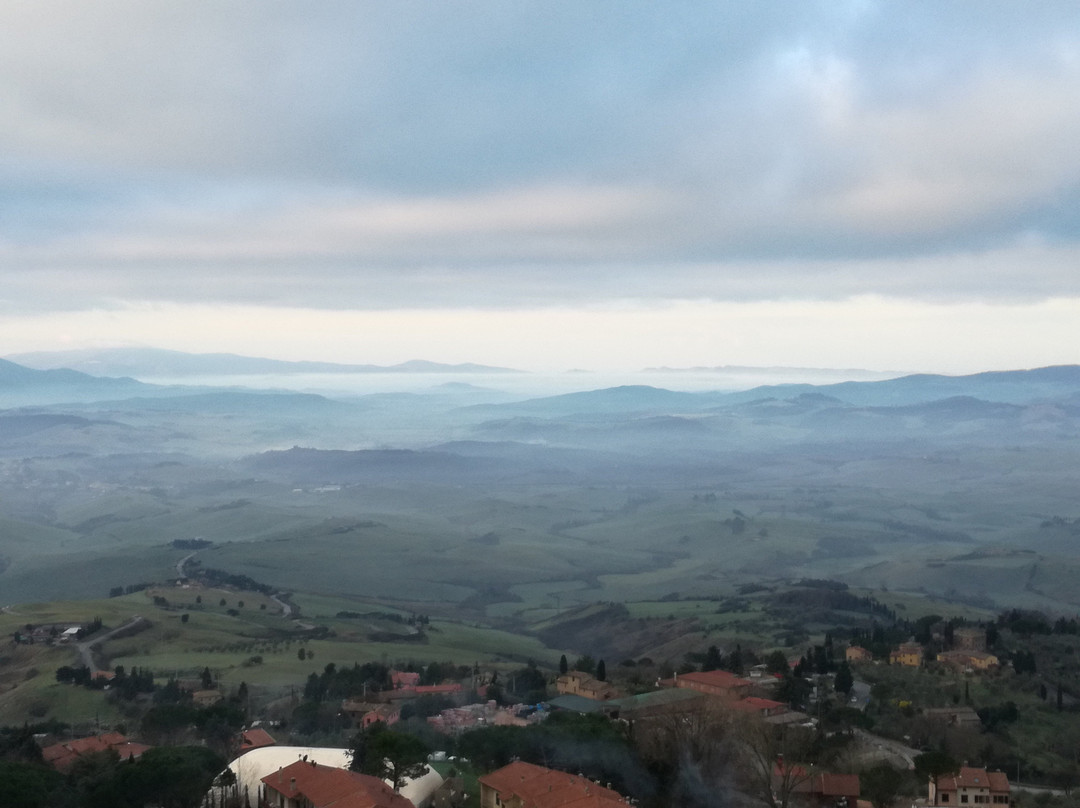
[
  {"xmin": 879, "ymin": 628, "xmax": 1000, "ymax": 672},
  {"xmin": 552, "ymin": 666, "xmax": 805, "ymax": 725}
]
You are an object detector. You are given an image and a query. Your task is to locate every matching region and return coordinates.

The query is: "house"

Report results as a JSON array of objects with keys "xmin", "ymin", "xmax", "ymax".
[
  {"xmin": 260, "ymin": 759, "xmax": 415, "ymax": 808},
  {"xmin": 923, "ymin": 707, "xmax": 982, "ymax": 728},
  {"xmin": 845, "ymin": 646, "xmax": 872, "ymax": 663},
  {"xmin": 774, "ymin": 765, "xmax": 860, "ymax": 808},
  {"xmin": 555, "ymin": 670, "xmax": 618, "ymax": 701},
  {"xmin": 40, "ymin": 733, "xmax": 151, "ymax": 772},
  {"xmin": 936, "ymin": 650, "xmax": 999, "ymax": 671},
  {"xmin": 889, "ymin": 641, "xmax": 923, "ymax": 667},
  {"xmin": 478, "ymin": 760, "xmax": 629, "ymax": 808},
  {"xmin": 928, "ymin": 767, "xmax": 1010, "ymax": 807},
  {"xmin": 730, "ymin": 696, "xmax": 789, "ymax": 718},
  {"xmin": 237, "ymin": 727, "xmax": 277, "ymax": 755},
  {"xmin": 193, "ymin": 688, "xmax": 224, "ymax": 707},
  {"xmin": 391, "ymin": 670, "xmax": 421, "ymax": 690},
  {"xmin": 659, "ymin": 669, "xmax": 753, "ymax": 700},
  {"xmin": 953, "ymin": 627, "xmax": 987, "ymax": 652},
  {"xmin": 342, "ymin": 700, "xmax": 401, "ymax": 728}
]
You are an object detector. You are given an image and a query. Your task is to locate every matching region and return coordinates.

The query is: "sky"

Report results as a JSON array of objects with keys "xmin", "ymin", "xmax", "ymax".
[{"xmin": 1, "ymin": 1, "xmax": 1079, "ymax": 373}]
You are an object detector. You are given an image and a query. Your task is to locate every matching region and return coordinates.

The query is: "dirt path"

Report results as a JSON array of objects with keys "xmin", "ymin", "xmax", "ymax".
[{"xmin": 74, "ymin": 616, "xmax": 148, "ymax": 671}]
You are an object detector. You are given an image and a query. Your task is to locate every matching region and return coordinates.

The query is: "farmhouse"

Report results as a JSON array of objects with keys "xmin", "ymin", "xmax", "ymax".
[
  {"xmin": 890, "ymin": 641, "xmax": 923, "ymax": 667},
  {"xmin": 845, "ymin": 645, "xmax": 872, "ymax": 663},
  {"xmin": 774, "ymin": 765, "xmax": 860, "ymax": 808},
  {"xmin": 658, "ymin": 669, "xmax": 753, "ymax": 700},
  {"xmin": 936, "ymin": 650, "xmax": 1000, "ymax": 671},
  {"xmin": 40, "ymin": 732, "xmax": 151, "ymax": 772},
  {"xmin": 928, "ymin": 767, "xmax": 1010, "ymax": 807},
  {"xmin": 555, "ymin": 670, "xmax": 618, "ymax": 701},
  {"xmin": 479, "ymin": 760, "xmax": 630, "ymax": 808},
  {"xmin": 342, "ymin": 700, "xmax": 401, "ymax": 728}
]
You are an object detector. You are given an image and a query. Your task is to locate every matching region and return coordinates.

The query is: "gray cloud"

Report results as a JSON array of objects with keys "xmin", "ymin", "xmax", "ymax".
[{"xmin": 1, "ymin": 1, "xmax": 1079, "ymax": 313}]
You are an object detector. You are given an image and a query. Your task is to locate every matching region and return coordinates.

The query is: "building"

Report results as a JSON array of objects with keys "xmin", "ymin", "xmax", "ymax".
[
  {"xmin": 890, "ymin": 641, "xmax": 923, "ymax": 667},
  {"xmin": 928, "ymin": 767, "xmax": 1010, "ymax": 807},
  {"xmin": 954, "ymin": 627, "xmax": 987, "ymax": 652},
  {"xmin": 774, "ymin": 765, "xmax": 860, "ymax": 808},
  {"xmin": 237, "ymin": 727, "xmax": 277, "ymax": 755},
  {"xmin": 659, "ymin": 669, "xmax": 753, "ymax": 700},
  {"xmin": 555, "ymin": 670, "xmax": 618, "ymax": 701},
  {"xmin": 478, "ymin": 760, "xmax": 629, "ymax": 808},
  {"xmin": 342, "ymin": 700, "xmax": 401, "ymax": 729},
  {"xmin": 261, "ymin": 759, "xmax": 415, "ymax": 808},
  {"xmin": 391, "ymin": 670, "xmax": 421, "ymax": 689},
  {"xmin": 40, "ymin": 733, "xmax": 151, "ymax": 772},
  {"xmin": 936, "ymin": 650, "xmax": 1000, "ymax": 671},
  {"xmin": 845, "ymin": 646, "xmax": 872, "ymax": 663}
]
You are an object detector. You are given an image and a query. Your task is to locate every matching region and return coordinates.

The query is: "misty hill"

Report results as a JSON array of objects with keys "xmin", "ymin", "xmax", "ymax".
[
  {"xmin": 6, "ymin": 347, "xmax": 520, "ymax": 377},
  {"xmin": 239, "ymin": 446, "xmax": 509, "ymax": 485},
  {"xmin": 717, "ymin": 365, "xmax": 1080, "ymax": 407},
  {"xmin": 0, "ymin": 358, "xmax": 152, "ymax": 407},
  {"xmin": 68, "ymin": 390, "xmax": 356, "ymax": 416},
  {"xmin": 461, "ymin": 385, "xmax": 729, "ymax": 418}
]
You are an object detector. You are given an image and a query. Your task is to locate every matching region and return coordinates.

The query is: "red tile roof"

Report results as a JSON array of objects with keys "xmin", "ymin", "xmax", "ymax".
[
  {"xmin": 479, "ymin": 760, "xmax": 628, "ymax": 808},
  {"xmin": 936, "ymin": 767, "xmax": 1010, "ymax": 793},
  {"xmin": 261, "ymin": 760, "xmax": 414, "ymax": 808},
  {"xmin": 239, "ymin": 727, "xmax": 277, "ymax": 752},
  {"xmin": 40, "ymin": 733, "xmax": 150, "ymax": 772}
]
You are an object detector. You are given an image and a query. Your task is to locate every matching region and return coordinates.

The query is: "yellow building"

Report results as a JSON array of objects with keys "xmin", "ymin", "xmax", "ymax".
[{"xmin": 890, "ymin": 641, "xmax": 923, "ymax": 667}]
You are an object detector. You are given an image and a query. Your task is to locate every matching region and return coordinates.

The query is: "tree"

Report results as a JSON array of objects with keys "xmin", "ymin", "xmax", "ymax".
[
  {"xmin": 559, "ymin": 654, "xmax": 568, "ymax": 675},
  {"xmin": 862, "ymin": 762, "xmax": 905, "ymax": 808},
  {"xmin": 200, "ymin": 666, "xmax": 213, "ymax": 689},
  {"xmin": 349, "ymin": 725, "xmax": 429, "ymax": 791},
  {"xmin": 596, "ymin": 659, "xmax": 607, "ymax": 682},
  {"xmin": 573, "ymin": 655, "xmax": 596, "ymax": 675},
  {"xmin": 834, "ymin": 661, "xmax": 854, "ymax": 695},
  {"xmin": 736, "ymin": 717, "xmax": 817, "ymax": 808},
  {"xmin": 703, "ymin": 645, "xmax": 724, "ymax": 672}
]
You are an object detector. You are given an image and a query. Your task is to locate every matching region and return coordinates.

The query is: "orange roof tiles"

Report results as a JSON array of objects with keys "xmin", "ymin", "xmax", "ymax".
[
  {"xmin": 936, "ymin": 767, "xmax": 1010, "ymax": 793},
  {"xmin": 479, "ymin": 760, "xmax": 628, "ymax": 808},
  {"xmin": 262, "ymin": 760, "xmax": 413, "ymax": 808}
]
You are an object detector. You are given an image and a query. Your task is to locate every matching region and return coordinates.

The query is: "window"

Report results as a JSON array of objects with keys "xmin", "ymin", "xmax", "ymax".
[
  {"xmin": 942, "ymin": 794, "xmax": 950, "ymax": 803},
  {"xmin": 961, "ymin": 795, "xmax": 969, "ymax": 803}
]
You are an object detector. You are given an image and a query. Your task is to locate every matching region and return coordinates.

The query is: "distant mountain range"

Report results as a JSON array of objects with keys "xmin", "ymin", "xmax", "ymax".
[{"xmin": 5, "ymin": 347, "xmax": 521, "ymax": 378}]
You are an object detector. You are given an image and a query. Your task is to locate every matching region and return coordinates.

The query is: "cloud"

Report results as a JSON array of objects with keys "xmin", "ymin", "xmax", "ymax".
[{"xmin": 1, "ymin": 1, "xmax": 1079, "ymax": 318}]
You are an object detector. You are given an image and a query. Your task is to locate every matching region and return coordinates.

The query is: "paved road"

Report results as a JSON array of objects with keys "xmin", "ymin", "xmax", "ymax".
[
  {"xmin": 853, "ymin": 728, "xmax": 920, "ymax": 769},
  {"xmin": 75, "ymin": 616, "xmax": 148, "ymax": 671},
  {"xmin": 850, "ymin": 679, "xmax": 872, "ymax": 710}
]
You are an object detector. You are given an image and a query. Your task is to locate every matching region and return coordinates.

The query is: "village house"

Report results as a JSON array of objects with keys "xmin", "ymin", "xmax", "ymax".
[
  {"xmin": 845, "ymin": 645, "xmax": 872, "ymax": 663},
  {"xmin": 936, "ymin": 650, "xmax": 1000, "ymax": 671},
  {"xmin": 40, "ymin": 732, "xmax": 151, "ymax": 772},
  {"xmin": 923, "ymin": 707, "xmax": 982, "ymax": 728},
  {"xmin": 478, "ymin": 760, "xmax": 630, "ymax": 808},
  {"xmin": 390, "ymin": 670, "xmax": 421, "ymax": 689},
  {"xmin": 928, "ymin": 766, "xmax": 1010, "ymax": 807},
  {"xmin": 342, "ymin": 700, "xmax": 401, "ymax": 728},
  {"xmin": 261, "ymin": 759, "xmax": 415, "ymax": 808},
  {"xmin": 658, "ymin": 669, "xmax": 753, "ymax": 700},
  {"xmin": 237, "ymin": 727, "xmax": 277, "ymax": 756},
  {"xmin": 954, "ymin": 627, "xmax": 988, "ymax": 652},
  {"xmin": 555, "ymin": 670, "xmax": 618, "ymax": 701},
  {"xmin": 774, "ymin": 765, "xmax": 860, "ymax": 808},
  {"xmin": 890, "ymin": 641, "xmax": 923, "ymax": 667}
]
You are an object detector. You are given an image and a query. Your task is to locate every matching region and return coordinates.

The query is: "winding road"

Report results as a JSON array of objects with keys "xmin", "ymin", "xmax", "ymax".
[{"xmin": 74, "ymin": 616, "xmax": 149, "ymax": 671}]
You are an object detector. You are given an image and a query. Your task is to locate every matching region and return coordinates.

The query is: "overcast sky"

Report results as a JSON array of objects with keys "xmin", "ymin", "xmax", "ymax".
[{"xmin": 2, "ymin": 1, "xmax": 1079, "ymax": 372}]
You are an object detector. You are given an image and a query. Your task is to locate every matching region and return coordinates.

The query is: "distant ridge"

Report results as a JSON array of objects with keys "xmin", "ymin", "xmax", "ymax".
[{"xmin": 5, "ymin": 347, "xmax": 522, "ymax": 378}]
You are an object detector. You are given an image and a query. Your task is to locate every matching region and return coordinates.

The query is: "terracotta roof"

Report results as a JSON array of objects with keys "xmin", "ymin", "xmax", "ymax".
[
  {"xmin": 731, "ymin": 696, "xmax": 786, "ymax": 713},
  {"xmin": 937, "ymin": 767, "xmax": 1009, "ymax": 792},
  {"xmin": 40, "ymin": 733, "xmax": 150, "ymax": 772},
  {"xmin": 239, "ymin": 728, "xmax": 277, "ymax": 752},
  {"xmin": 261, "ymin": 760, "xmax": 414, "ymax": 808},
  {"xmin": 479, "ymin": 760, "xmax": 628, "ymax": 808},
  {"xmin": 665, "ymin": 670, "xmax": 750, "ymax": 691}
]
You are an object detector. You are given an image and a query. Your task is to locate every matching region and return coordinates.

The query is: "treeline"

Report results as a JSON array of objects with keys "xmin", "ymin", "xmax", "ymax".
[{"xmin": 194, "ymin": 567, "xmax": 274, "ymax": 595}]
